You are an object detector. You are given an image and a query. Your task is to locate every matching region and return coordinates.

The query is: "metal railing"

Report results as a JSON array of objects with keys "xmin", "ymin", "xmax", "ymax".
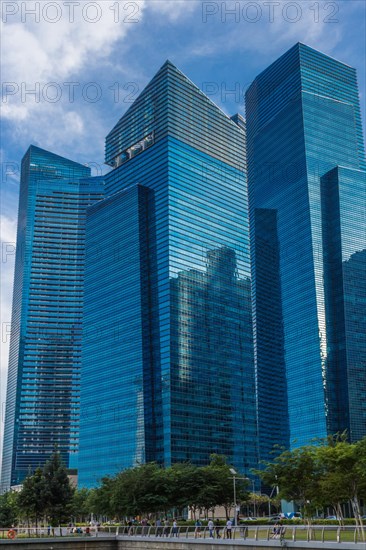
[
  {"xmin": 0, "ymin": 524, "xmax": 364, "ymax": 544},
  {"xmin": 0, "ymin": 525, "xmax": 117, "ymax": 539},
  {"xmin": 118, "ymin": 524, "xmax": 365, "ymax": 544}
]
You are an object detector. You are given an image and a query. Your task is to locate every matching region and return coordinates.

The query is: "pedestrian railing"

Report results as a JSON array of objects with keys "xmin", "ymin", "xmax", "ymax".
[
  {"xmin": 0, "ymin": 525, "xmax": 117, "ymax": 539},
  {"xmin": 0, "ymin": 524, "xmax": 364, "ymax": 544},
  {"xmin": 117, "ymin": 524, "xmax": 365, "ymax": 544}
]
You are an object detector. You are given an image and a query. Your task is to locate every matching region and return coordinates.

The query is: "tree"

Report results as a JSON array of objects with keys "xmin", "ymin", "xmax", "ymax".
[
  {"xmin": 248, "ymin": 492, "xmax": 270, "ymax": 516},
  {"xmin": 72, "ymin": 488, "xmax": 91, "ymax": 523},
  {"xmin": 18, "ymin": 468, "xmax": 47, "ymax": 528},
  {"xmin": 315, "ymin": 436, "xmax": 366, "ymax": 540},
  {"xmin": 256, "ymin": 435, "xmax": 366, "ymax": 540},
  {"xmin": 93, "ymin": 456, "xmax": 250, "ymax": 521},
  {"xmin": 0, "ymin": 491, "xmax": 19, "ymax": 527},
  {"xmin": 111, "ymin": 463, "xmax": 173, "ymax": 518},
  {"xmin": 200, "ymin": 454, "xmax": 249, "ymax": 519},
  {"xmin": 182, "ymin": 466, "xmax": 208, "ymax": 519},
  {"xmin": 255, "ymin": 445, "xmax": 319, "ymax": 522},
  {"xmin": 42, "ymin": 452, "xmax": 74, "ymax": 530},
  {"xmin": 314, "ymin": 434, "xmax": 350, "ymax": 525},
  {"xmin": 169, "ymin": 463, "xmax": 201, "ymax": 517},
  {"xmin": 88, "ymin": 477, "xmax": 116, "ymax": 519}
]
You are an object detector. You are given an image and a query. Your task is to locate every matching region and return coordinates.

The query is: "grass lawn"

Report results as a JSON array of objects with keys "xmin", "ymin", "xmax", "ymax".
[{"xmin": 231, "ymin": 525, "xmax": 360, "ymax": 543}]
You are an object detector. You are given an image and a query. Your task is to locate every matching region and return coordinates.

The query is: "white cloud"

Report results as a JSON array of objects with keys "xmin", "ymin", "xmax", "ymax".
[
  {"xmin": 64, "ymin": 111, "xmax": 85, "ymax": 135},
  {"xmin": 267, "ymin": 1, "xmax": 343, "ymax": 53},
  {"xmin": 0, "ymin": 215, "xmax": 17, "ymax": 244},
  {"xmin": 2, "ymin": 1, "xmax": 146, "ymax": 85},
  {"xmin": 1, "ymin": 1, "xmax": 146, "ymax": 147},
  {"xmin": 191, "ymin": 0, "xmax": 343, "ymax": 58}
]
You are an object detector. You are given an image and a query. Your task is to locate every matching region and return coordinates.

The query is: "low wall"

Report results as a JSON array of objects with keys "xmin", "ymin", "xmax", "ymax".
[
  {"xmin": 0, "ymin": 536, "xmax": 359, "ymax": 550},
  {"xmin": 119, "ymin": 539, "xmax": 358, "ymax": 549},
  {"xmin": 0, "ymin": 537, "xmax": 115, "ymax": 549},
  {"xmin": 119, "ymin": 541, "xmax": 285, "ymax": 550}
]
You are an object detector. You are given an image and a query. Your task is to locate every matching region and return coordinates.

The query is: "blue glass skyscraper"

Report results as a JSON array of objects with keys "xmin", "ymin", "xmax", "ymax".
[
  {"xmin": 1, "ymin": 146, "xmax": 104, "ymax": 491},
  {"xmin": 246, "ymin": 43, "xmax": 366, "ymax": 461},
  {"xmin": 78, "ymin": 61, "xmax": 258, "ymax": 487}
]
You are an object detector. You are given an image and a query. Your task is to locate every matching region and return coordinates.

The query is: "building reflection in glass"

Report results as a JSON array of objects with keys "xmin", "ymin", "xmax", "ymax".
[{"xmin": 170, "ymin": 245, "xmax": 257, "ymax": 471}]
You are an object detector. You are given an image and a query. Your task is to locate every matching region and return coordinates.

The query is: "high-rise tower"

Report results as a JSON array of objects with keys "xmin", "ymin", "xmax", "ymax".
[
  {"xmin": 78, "ymin": 61, "xmax": 258, "ymax": 486},
  {"xmin": 1, "ymin": 146, "xmax": 104, "ymax": 491},
  {"xmin": 246, "ymin": 43, "xmax": 366, "ymax": 461}
]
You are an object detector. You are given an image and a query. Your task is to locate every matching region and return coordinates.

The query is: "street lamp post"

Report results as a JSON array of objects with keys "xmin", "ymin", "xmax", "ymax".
[
  {"xmin": 241, "ymin": 476, "xmax": 256, "ymax": 517},
  {"xmin": 230, "ymin": 469, "xmax": 251, "ymax": 527},
  {"xmin": 269, "ymin": 484, "xmax": 277, "ymax": 517},
  {"xmin": 252, "ymin": 480, "xmax": 256, "ymax": 517},
  {"xmin": 229, "ymin": 468, "xmax": 238, "ymax": 527}
]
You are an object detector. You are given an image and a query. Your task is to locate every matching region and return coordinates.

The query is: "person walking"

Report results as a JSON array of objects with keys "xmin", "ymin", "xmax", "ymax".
[
  {"xmin": 215, "ymin": 519, "xmax": 221, "ymax": 539},
  {"xmin": 208, "ymin": 519, "xmax": 214, "ymax": 538},
  {"xmin": 194, "ymin": 519, "xmax": 202, "ymax": 538},
  {"xmin": 163, "ymin": 518, "xmax": 170, "ymax": 537},
  {"xmin": 141, "ymin": 518, "xmax": 148, "ymax": 536},
  {"xmin": 226, "ymin": 519, "xmax": 232, "ymax": 539},
  {"xmin": 172, "ymin": 519, "xmax": 178, "ymax": 537},
  {"xmin": 155, "ymin": 518, "xmax": 163, "ymax": 537}
]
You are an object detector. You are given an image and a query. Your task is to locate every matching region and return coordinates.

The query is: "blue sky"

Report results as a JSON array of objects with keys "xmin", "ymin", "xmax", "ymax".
[{"xmin": 1, "ymin": 0, "xmax": 365, "ymax": 457}]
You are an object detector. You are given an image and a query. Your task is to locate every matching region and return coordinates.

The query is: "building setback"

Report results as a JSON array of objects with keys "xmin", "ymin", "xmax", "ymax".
[
  {"xmin": 78, "ymin": 61, "xmax": 258, "ymax": 487},
  {"xmin": 246, "ymin": 43, "xmax": 366, "ymax": 462},
  {"xmin": 1, "ymin": 146, "xmax": 104, "ymax": 491}
]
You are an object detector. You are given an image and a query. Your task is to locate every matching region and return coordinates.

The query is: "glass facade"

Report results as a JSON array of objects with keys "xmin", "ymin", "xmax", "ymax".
[
  {"xmin": 78, "ymin": 61, "xmax": 258, "ymax": 487},
  {"xmin": 321, "ymin": 166, "xmax": 366, "ymax": 441},
  {"xmin": 4, "ymin": 44, "xmax": 363, "ymax": 492},
  {"xmin": 1, "ymin": 146, "xmax": 104, "ymax": 491},
  {"xmin": 252, "ymin": 208, "xmax": 289, "ymax": 459},
  {"xmin": 246, "ymin": 43, "xmax": 366, "ymax": 460}
]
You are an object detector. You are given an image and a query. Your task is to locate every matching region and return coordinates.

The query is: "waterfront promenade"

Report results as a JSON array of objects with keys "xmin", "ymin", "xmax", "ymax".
[
  {"xmin": 0, "ymin": 535, "xmax": 363, "ymax": 549},
  {"xmin": 0, "ymin": 525, "xmax": 365, "ymax": 549}
]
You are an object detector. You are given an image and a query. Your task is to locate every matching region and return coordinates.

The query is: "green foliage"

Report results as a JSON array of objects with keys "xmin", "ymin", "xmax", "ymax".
[
  {"xmin": 169, "ymin": 462, "xmax": 202, "ymax": 513},
  {"xmin": 94, "ymin": 454, "xmax": 249, "ymax": 519},
  {"xmin": 0, "ymin": 490, "xmax": 19, "ymax": 527},
  {"xmin": 255, "ymin": 434, "xmax": 366, "ymax": 534},
  {"xmin": 72, "ymin": 488, "xmax": 91, "ymax": 522},
  {"xmin": 255, "ymin": 444, "xmax": 319, "ymax": 519},
  {"xmin": 87, "ymin": 477, "xmax": 115, "ymax": 518},
  {"xmin": 197, "ymin": 454, "xmax": 249, "ymax": 515},
  {"xmin": 111, "ymin": 463, "xmax": 170, "ymax": 517},
  {"xmin": 18, "ymin": 467, "xmax": 47, "ymax": 526},
  {"xmin": 17, "ymin": 451, "xmax": 75, "ymax": 528},
  {"xmin": 42, "ymin": 451, "xmax": 75, "ymax": 526}
]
